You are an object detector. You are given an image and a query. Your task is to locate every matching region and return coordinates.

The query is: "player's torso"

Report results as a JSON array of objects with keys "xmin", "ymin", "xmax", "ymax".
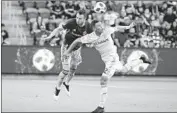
[
  {"xmin": 70, "ymin": 22, "xmax": 88, "ymax": 37},
  {"xmin": 64, "ymin": 19, "xmax": 92, "ymax": 46},
  {"xmin": 92, "ymin": 30, "xmax": 117, "ymax": 57}
]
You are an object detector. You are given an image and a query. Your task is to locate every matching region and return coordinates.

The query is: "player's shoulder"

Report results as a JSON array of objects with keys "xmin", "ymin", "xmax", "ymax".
[
  {"xmin": 65, "ymin": 18, "xmax": 76, "ymax": 25},
  {"xmin": 63, "ymin": 18, "xmax": 76, "ymax": 29},
  {"xmin": 105, "ymin": 26, "xmax": 115, "ymax": 33}
]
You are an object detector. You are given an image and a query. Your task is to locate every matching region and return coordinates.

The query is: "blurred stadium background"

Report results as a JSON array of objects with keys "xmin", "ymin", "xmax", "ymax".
[
  {"xmin": 1, "ymin": 0, "xmax": 177, "ymax": 47},
  {"xmin": 1, "ymin": 0, "xmax": 177, "ymax": 75},
  {"xmin": 1, "ymin": 0, "xmax": 177, "ymax": 112}
]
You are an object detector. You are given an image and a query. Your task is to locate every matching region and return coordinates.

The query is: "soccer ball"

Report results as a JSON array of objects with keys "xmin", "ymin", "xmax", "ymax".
[
  {"xmin": 32, "ymin": 49, "xmax": 55, "ymax": 72},
  {"xmin": 94, "ymin": 2, "xmax": 107, "ymax": 13}
]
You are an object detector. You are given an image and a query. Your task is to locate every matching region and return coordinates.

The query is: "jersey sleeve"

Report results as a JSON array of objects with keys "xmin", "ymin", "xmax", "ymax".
[
  {"xmin": 80, "ymin": 33, "xmax": 96, "ymax": 44},
  {"xmin": 62, "ymin": 19, "xmax": 75, "ymax": 29},
  {"xmin": 106, "ymin": 27, "xmax": 116, "ymax": 35}
]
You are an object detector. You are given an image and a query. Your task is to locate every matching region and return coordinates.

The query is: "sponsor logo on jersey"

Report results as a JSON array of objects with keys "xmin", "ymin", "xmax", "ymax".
[{"xmin": 94, "ymin": 38, "xmax": 109, "ymax": 45}]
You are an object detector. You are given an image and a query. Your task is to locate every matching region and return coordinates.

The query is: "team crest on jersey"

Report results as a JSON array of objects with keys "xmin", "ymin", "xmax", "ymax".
[
  {"xmin": 83, "ymin": 31, "xmax": 87, "ymax": 35},
  {"xmin": 73, "ymin": 29, "xmax": 76, "ymax": 32},
  {"xmin": 120, "ymin": 49, "xmax": 159, "ymax": 75}
]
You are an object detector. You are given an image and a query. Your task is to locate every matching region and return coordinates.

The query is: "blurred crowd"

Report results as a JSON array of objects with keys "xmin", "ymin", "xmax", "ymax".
[
  {"xmin": 113, "ymin": 1, "xmax": 177, "ymax": 48},
  {"xmin": 1, "ymin": 23, "xmax": 10, "ymax": 45},
  {"xmin": 17, "ymin": 1, "xmax": 177, "ymax": 48}
]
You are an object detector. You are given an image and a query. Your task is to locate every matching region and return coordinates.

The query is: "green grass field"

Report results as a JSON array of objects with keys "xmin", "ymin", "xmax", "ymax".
[{"xmin": 2, "ymin": 75, "xmax": 177, "ymax": 112}]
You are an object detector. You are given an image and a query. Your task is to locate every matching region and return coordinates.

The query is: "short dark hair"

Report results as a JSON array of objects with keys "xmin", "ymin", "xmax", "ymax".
[
  {"xmin": 77, "ymin": 9, "xmax": 87, "ymax": 18},
  {"xmin": 91, "ymin": 20, "xmax": 99, "ymax": 29},
  {"xmin": 2, "ymin": 23, "xmax": 5, "ymax": 27}
]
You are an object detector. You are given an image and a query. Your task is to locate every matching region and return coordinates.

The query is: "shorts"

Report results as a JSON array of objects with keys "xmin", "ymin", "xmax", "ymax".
[
  {"xmin": 102, "ymin": 53, "xmax": 123, "ymax": 78},
  {"xmin": 61, "ymin": 44, "xmax": 82, "ymax": 71}
]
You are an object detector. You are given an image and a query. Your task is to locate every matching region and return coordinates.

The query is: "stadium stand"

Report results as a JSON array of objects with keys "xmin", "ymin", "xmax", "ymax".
[
  {"xmin": 2, "ymin": 1, "xmax": 33, "ymax": 45},
  {"xmin": 1, "ymin": 1, "xmax": 177, "ymax": 48}
]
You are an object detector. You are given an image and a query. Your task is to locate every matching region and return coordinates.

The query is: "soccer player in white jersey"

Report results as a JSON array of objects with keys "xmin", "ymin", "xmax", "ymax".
[{"xmin": 64, "ymin": 20, "xmax": 151, "ymax": 113}]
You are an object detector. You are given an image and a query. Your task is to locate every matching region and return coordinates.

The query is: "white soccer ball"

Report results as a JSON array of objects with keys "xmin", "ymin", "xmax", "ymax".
[
  {"xmin": 32, "ymin": 49, "xmax": 55, "ymax": 72},
  {"xmin": 94, "ymin": 2, "xmax": 107, "ymax": 13}
]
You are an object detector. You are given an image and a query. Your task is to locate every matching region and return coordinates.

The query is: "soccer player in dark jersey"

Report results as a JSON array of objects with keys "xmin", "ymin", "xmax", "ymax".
[{"xmin": 43, "ymin": 10, "xmax": 92, "ymax": 100}]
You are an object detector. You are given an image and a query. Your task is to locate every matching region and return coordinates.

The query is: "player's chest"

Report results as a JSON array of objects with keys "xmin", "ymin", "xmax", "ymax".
[
  {"xmin": 93, "ymin": 36, "xmax": 111, "ymax": 47},
  {"xmin": 71, "ymin": 26, "xmax": 88, "ymax": 35}
]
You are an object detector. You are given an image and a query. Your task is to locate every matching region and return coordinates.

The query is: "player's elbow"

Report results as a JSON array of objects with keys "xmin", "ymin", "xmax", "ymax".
[{"xmin": 75, "ymin": 38, "xmax": 82, "ymax": 45}]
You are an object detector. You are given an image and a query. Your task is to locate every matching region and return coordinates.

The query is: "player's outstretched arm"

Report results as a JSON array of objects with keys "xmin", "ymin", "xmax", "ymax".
[
  {"xmin": 115, "ymin": 22, "xmax": 135, "ymax": 31},
  {"xmin": 64, "ymin": 33, "xmax": 94, "ymax": 55},
  {"xmin": 65, "ymin": 38, "xmax": 83, "ymax": 55},
  {"xmin": 43, "ymin": 23, "xmax": 64, "ymax": 41}
]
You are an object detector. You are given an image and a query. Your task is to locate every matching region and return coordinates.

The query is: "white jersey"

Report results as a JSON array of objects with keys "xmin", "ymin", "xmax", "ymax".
[{"xmin": 80, "ymin": 27, "xmax": 118, "ymax": 61}]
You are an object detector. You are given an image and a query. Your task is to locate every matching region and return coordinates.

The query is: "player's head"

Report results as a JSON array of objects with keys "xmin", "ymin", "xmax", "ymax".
[
  {"xmin": 76, "ymin": 10, "xmax": 87, "ymax": 26},
  {"xmin": 91, "ymin": 20, "xmax": 104, "ymax": 34}
]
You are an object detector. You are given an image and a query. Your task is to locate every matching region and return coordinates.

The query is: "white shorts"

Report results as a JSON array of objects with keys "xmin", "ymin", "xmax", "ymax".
[
  {"xmin": 102, "ymin": 53, "xmax": 123, "ymax": 78},
  {"xmin": 61, "ymin": 45, "xmax": 82, "ymax": 71}
]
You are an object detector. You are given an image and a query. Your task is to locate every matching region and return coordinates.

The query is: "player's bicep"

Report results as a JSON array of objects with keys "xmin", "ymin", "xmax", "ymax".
[
  {"xmin": 80, "ymin": 34, "xmax": 94, "ymax": 44},
  {"xmin": 107, "ymin": 27, "xmax": 116, "ymax": 35},
  {"xmin": 62, "ymin": 19, "xmax": 75, "ymax": 29},
  {"xmin": 74, "ymin": 38, "xmax": 82, "ymax": 45}
]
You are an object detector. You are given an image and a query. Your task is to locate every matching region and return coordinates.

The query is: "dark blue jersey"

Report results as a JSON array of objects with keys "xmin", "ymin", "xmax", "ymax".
[{"xmin": 62, "ymin": 19, "xmax": 93, "ymax": 46}]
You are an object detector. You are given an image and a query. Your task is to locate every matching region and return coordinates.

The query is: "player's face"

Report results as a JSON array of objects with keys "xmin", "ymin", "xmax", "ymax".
[
  {"xmin": 76, "ymin": 13, "xmax": 85, "ymax": 26},
  {"xmin": 94, "ymin": 22, "xmax": 104, "ymax": 34}
]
